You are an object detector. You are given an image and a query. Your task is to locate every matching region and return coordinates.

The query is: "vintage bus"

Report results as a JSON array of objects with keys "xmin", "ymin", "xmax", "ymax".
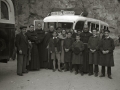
[
  {"xmin": 0, "ymin": 0, "xmax": 15, "ymax": 63},
  {"xmin": 43, "ymin": 10, "xmax": 109, "ymax": 33}
]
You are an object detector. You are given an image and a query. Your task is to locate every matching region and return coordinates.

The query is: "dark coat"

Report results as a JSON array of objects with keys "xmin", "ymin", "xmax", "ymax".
[
  {"xmin": 42, "ymin": 31, "xmax": 53, "ymax": 69},
  {"xmin": 35, "ymin": 29, "xmax": 45, "ymax": 44},
  {"xmin": 72, "ymin": 33, "xmax": 77, "ymax": 41},
  {"xmin": 43, "ymin": 32, "xmax": 53, "ymax": 48},
  {"xmin": 35, "ymin": 29, "xmax": 45, "ymax": 68},
  {"xmin": 16, "ymin": 32, "xmax": 28, "ymax": 55},
  {"xmin": 99, "ymin": 37, "xmax": 115, "ymax": 67},
  {"xmin": 71, "ymin": 41, "xmax": 84, "ymax": 64},
  {"xmin": 64, "ymin": 38, "xmax": 74, "ymax": 62},
  {"xmin": 49, "ymin": 37, "xmax": 61, "ymax": 53},
  {"xmin": 16, "ymin": 32, "xmax": 28, "ymax": 74},
  {"xmin": 26, "ymin": 31, "xmax": 40, "ymax": 70},
  {"xmin": 80, "ymin": 32, "xmax": 93, "ymax": 44},
  {"xmin": 88, "ymin": 36, "xmax": 100, "ymax": 65},
  {"xmin": 42, "ymin": 31, "xmax": 53, "ymax": 62},
  {"xmin": 80, "ymin": 32, "xmax": 92, "ymax": 72}
]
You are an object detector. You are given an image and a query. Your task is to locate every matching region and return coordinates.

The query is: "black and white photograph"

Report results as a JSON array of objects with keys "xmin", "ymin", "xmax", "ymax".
[{"xmin": 0, "ymin": 0, "xmax": 120, "ymax": 90}]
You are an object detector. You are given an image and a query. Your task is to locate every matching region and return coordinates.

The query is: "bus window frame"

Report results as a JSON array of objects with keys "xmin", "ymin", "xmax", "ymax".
[
  {"xmin": 44, "ymin": 22, "xmax": 74, "ymax": 30},
  {"xmin": 33, "ymin": 20, "xmax": 44, "ymax": 30},
  {"xmin": 0, "ymin": 0, "xmax": 10, "ymax": 20},
  {"xmin": 74, "ymin": 21, "xmax": 85, "ymax": 31},
  {"xmin": 0, "ymin": 0, "xmax": 15, "ymax": 24}
]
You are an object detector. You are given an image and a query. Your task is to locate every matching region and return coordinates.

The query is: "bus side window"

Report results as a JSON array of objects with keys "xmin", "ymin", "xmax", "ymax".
[
  {"xmin": 1, "ymin": 1, "xmax": 9, "ymax": 20},
  {"xmin": 96, "ymin": 24, "xmax": 99, "ymax": 31},
  {"xmin": 91, "ymin": 23, "xmax": 95, "ymax": 31},
  {"xmin": 75, "ymin": 21, "xmax": 84, "ymax": 31},
  {"xmin": 104, "ymin": 26, "xmax": 106, "ymax": 30},
  {"xmin": 44, "ymin": 22, "xmax": 49, "ymax": 31}
]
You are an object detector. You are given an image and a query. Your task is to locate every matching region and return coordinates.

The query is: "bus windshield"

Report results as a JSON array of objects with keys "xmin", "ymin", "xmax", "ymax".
[
  {"xmin": 58, "ymin": 22, "xmax": 73, "ymax": 29},
  {"xmin": 46, "ymin": 22, "xmax": 73, "ymax": 30}
]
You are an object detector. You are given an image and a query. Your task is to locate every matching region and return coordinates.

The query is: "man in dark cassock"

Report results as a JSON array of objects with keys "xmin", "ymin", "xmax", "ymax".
[
  {"xmin": 35, "ymin": 23, "xmax": 45, "ymax": 68},
  {"xmin": 99, "ymin": 30, "xmax": 115, "ymax": 79},
  {"xmin": 80, "ymin": 24, "xmax": 93, "ymax": 73},
  {"xmin": 42, "ymin": 26, "xmax": 54, "ymax": 69},
  {"xmin": 26, "ymin": 25, "xmax": 40, "ymax": 71},
  {"xmin": 16, "ymin": 26, "xmax": 28, "ymax": 76}
]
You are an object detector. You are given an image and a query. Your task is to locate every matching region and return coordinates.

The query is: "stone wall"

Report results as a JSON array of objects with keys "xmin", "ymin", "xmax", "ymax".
[{"xmin": 14, "ymin": 0, "xmax": 120, "ymax": 34}]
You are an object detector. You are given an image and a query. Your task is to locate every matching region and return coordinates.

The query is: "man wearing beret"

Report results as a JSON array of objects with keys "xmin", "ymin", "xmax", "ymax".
[
  {"xmin": 99, "ymin": 30, "xmax": 115, "ymax": 79},
  {"xmin": 16, "ymin": 26, "xmax": 28, "ymax": 76}
]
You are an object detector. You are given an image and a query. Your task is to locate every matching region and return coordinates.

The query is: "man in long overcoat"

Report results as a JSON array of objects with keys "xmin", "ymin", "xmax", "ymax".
[
  {"xmin": 80, "ymin": 25, "xmax": 92, "ymax": 73},
  {"xmin": 88, "ymin": 29, "xmax": 100, "ymax": 76},
  {"xmin": 42, "ymin": 26, "xmax": 54, "ymax": 69},
  {"xmin": 26, "ymin": 25, "xmax": 40, "ymax": 70},
  {"xmin": 35, "ymin": 23, "xmax": 45, "ymax": 68},
  {"xmin": 99, "ymin": 30, "xmax": 115, "ymax": 79},
  {"xmin": 16, "ymin": 26, "xmax": 28, "ymax": 76}
]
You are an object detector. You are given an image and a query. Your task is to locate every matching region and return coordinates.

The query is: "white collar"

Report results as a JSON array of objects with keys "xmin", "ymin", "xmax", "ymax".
[
  {"xmin": 105, "ymin": 36, "xmax": 110, "ymax": 39},
  {"xmin": 53, "ymin": 37, "xmax": 57, "ymax": 39}
]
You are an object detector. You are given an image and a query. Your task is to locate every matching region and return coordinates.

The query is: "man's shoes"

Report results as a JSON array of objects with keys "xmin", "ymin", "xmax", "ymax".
[
  {"xmin": 75, "ymin": 72, "xmax": 78, "ymax": 75},
  {"xmin": 61, "ymin": 66, "xmax": 64, "ymax": 70},
  {"xmin": 58, "ymin": 69, "xmax": 62, "ymax": 72},
  {"xmin": 64, "ymin": 69, "xmax": 68, "ymax": 72},
  {"xmin": 53, "ymin": 69, "xmax": 56, "ymax": 72},
  {"xmin": 70, "ymin": 70, "xmax": 73, "ymax": 73},
  {"xmin": 17, "ymin": 73, "xmax": 23, "ymax": 76},
  {"xmin": 95, "ymin": 73, "xmax": 98, "ymax": 77},
  {"xmin": 81, "ymin": 72, "xmax": 84, "ymax": 76},
  {"xmin": 23, "ymin": 70, "xmax": 28, "ymax": 73},
  {"xmin": 99, "ymin": 74, "xmax": 105, "ymax": 77},
  {"xmin": 36, "ymin": 69, "xmax": 40, "ymax": 71},
  {"xmin": 88, "ymin": 73, "xmax": 93, "ymax": 76},
  {"xmin": 108, "ymin": 75, "xmax": 112, "ymax": 79}
]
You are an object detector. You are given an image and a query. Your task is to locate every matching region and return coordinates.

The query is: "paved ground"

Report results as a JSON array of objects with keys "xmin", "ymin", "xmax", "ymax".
[{"xmin": 0, "ymin": 47, "xmax": 120, "ymax": 90}]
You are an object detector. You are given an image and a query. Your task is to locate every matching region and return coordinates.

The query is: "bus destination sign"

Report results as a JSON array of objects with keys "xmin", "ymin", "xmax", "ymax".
[{"xmin": 51, "ymin": 11, "xmax": 75, "ymax": 16}]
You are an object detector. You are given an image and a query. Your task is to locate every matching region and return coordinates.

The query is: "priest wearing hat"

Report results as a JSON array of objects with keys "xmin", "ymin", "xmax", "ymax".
[
  {"xmin": 99, "ymin": 29, "xmax": 115, "ymax": 79},
  {"xmin": 80, "ymin": 24, "xmax": 93, "ymax": 74},
  {"xmin": 16, "ymin": 26, "xmax": 28, "ymax": 76}
]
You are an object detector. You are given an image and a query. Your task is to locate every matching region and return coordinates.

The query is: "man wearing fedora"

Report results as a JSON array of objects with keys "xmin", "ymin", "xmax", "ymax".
[{"xmin": 16, "ymin": 26, "xmax": 28, "ymax": 76}]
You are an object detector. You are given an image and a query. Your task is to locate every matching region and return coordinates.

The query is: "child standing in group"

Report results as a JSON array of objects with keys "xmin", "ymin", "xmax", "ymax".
[
  {"xmin": 49, "ymin": 31, "xmax": 62, "ymax": 72},
  {"xmin": 71, "ymin": 35, "xmax": 84, "ymax": 75},
  {"xmin": 64, "ymin": 32, "xmax": 74, "ymax": 72},
  {"xmin": 88, "ymin": 29, "xmax": 100, "ymax": 77}
]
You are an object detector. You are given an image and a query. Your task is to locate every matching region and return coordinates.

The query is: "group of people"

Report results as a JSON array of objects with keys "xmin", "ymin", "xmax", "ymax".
[{"xmin": 15, "ymin": 23, "xmax": 115, "ymax": 79}]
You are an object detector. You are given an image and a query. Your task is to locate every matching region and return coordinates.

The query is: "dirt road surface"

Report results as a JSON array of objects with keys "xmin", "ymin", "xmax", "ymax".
[{"xmin": 0, "ymin": 47, "xmax": 120, "ymax": 90}]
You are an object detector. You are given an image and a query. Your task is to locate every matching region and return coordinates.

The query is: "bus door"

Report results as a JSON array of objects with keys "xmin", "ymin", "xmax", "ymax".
[{"xmin": 0, "ymin": 0, "xmax": 15, "ymax": 63}]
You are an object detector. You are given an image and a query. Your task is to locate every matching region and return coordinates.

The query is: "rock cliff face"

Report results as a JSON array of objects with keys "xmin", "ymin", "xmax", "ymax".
[{"xmin": 14, "ymin": 0, "xmax": 120, "ymax": 34}]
